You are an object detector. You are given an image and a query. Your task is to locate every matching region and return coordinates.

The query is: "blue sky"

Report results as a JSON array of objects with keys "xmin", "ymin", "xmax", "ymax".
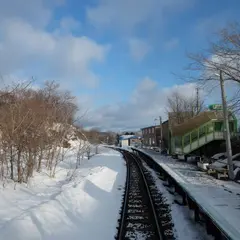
[{"xmin": 0, "ymin": 0, "xmax": 240, "ymax": 131}]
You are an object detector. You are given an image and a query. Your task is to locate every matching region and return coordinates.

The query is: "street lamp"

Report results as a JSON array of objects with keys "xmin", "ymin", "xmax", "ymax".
[
  {"xmin": 155, "ymin": 116, "xmax": 163, "ymax": 149},
  {"xmin": 154, "ymin": 118, "xmax": 158, "ymax": 147},
  {"xmin": 215, "ymin": 70, "xmax": 234, "ymax": 180}
]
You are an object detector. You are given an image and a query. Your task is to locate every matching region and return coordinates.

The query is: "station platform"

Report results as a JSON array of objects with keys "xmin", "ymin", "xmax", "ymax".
[{"xmin": 132, "ymin": 148, "xmax": 240, "ymax": 240}]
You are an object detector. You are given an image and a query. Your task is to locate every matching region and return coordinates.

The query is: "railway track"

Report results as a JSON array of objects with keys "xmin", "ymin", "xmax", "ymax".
[
  {"xmin": 116, "ymin": 149, "xmax": 174, "ymax": 240},
  {"xmin": 132, "ymin": 148, "xmax": 238, "ymax": 240}
]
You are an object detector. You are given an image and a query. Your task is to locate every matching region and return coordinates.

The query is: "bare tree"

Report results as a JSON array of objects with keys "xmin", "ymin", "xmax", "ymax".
[
  {"xmin": 186, "ymin": 23, "xmax": 240, "ymax": 85},
  {"xmin": 167, "ymin": 88, "xmax": 204, "ymax": 124},
  {"xmin": 0, "ymin": 79, "xmax": 85, "ymax": 184},
  {"xmin": 184, "ymin": 23, "xmax": 240, "ymax": 115}
]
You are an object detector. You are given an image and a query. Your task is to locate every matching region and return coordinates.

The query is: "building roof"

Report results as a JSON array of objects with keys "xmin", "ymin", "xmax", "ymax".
[
  {"xmin": 141, "ymin": 125, "xmax": 155, "ymax": 130},
  {"xmin": 171, "ymin": 111, "xmax": 235, "ymax": 136},
  {"xmin": 168, "ymin": 111, "xmax": 193, "ymax": 127},
  {"xmin": 119, "ymin": 135, "xmax": 137, "ymax": 140},
  {"xmin": 141, "ymin": 120, "xmax": 168, "ymax": 130}
]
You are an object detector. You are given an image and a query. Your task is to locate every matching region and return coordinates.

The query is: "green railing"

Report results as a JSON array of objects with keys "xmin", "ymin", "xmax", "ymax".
[{"xmin": 174, "ymin": 120, "xmax": 237, "ymax": 151}]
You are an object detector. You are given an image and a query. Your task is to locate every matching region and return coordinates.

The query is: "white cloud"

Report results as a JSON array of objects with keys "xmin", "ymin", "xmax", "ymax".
[
  {"xmin": 87, "ymin": 0, "xmax": 154, "ymax": 32},
  {"xmin": 82, "ymin": 78, "xmax": 198, "ymax": 131},
  {"xmin": 87, "ymin": 0, "xmax": 194, "ymax": 32},
  {"xmin": 51, "ymin": 0, "xmax": 65, "ymax": 6},
  {"xmin": 59, "ymin": 17, "xmax": 81, "ymax": 33},
  {"xmin": 0, "ymin": 0, "xmax": 52, "ymax": 27},
  {"xmin": 164, "ymin": 38, "xmax": 179, "ymax": 50},
  {"xmin": 128, "ymin": 38, "xmax": 151, "ymax": 61},
  {"xmin": 195, "ymin": 11, "xmax": 236, "ymax": 37},
  {"xmin": 0, "ymin": 1, "xmax": 109, "ymax": 88}
]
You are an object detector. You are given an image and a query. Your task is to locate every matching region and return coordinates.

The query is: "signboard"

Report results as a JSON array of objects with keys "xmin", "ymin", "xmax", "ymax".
[{"xmin": 208, "ymin": 104, "xmax": 223, "ymax": 111}]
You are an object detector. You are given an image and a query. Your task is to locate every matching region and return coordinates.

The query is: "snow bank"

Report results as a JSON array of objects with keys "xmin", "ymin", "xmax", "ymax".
[{"xmin": 0, "ymin": 148, "xmax": 126, "ymax": 240}]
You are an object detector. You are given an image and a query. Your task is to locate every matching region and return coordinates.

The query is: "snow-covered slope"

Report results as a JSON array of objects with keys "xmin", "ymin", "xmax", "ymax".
[{"xmin": 0, "ymin": 147, "xmax": 126, "ymax": 240}]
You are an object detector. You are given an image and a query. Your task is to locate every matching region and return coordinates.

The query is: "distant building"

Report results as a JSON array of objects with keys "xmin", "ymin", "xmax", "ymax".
[
  {"xmin": 119, "ymin": 135, "xmax": 141, "ymax": 147},
  {"xmin": 141, "ymin": 121, "xmax": 169, "ymax": 149},
  {"xmin": 141, "ymin": 126, "xmax": 156, "ymax": 146}
]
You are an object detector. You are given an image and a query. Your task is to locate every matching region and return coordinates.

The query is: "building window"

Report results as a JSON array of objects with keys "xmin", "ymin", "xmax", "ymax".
[
  {"xmin": 214, "ymin": 122, "xmax": 223, "ymax": 132},
  {"xmin": 199, "ymin": 126, "xmax": 205, "ymax": 137},
  {"xmin": 229, "ymin": 122, "xmax": 234, "ymax": 132},
  {"xmin": 191, "ymin": 130, "xmax": 198, "ymax": 142},
  {"xmin": 184, "ymin": 134, "xmax": 190, "ymax": 146},
  {"xmin": 152, "ymin": 128, "xmax": 155, "ymax": 133},
  {"xmin": 175, "ymin": 136, "xmax": 182, "ymax": 148},
  {"xmin": 206, "ymin": 123, "xmax": 214, "ymax": 134}
]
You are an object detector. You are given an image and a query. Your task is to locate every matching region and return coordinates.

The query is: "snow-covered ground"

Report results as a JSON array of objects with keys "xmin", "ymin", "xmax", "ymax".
[
  {"xmin": 140, "ymin": 149, "xmax": 240, "ymax": 240},
  {"xmin": 144, "ymin": 163, "xmax": 212, "ymax": 240},
  {"xmin": 0, "ymin": 147, "xmax": 126, "ymax": 240}
]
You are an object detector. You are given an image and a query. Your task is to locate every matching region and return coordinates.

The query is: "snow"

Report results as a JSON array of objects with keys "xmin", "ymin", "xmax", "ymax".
[
  {"xmin": 209, "ymin": 153, "xmax": 240, "ymax": 170},
  {"xmin": 0, "ymin": 146, "xmax": 126, "ymax": 240},
  {"xmin": 234, "ymin": 162, "xmax": 240, "ymax": 168},
  {"xmin": 136, "ymin": 149, "xmax": 240, "ymax": 240},
  {"xmin": 210, "ymin": 159, "xmax": 228, "ymax": 168},
  {"xmin": 143, "ymin": 163, "xmax": 213, "ymax": 240},
  {"xmin": 119, "ymin": 135, "xmax": 135, "ymax": 140},
  {"xmin": 211, "ymin": 152, "xmax": 226, "ymax": 160},
  {"xmin": 197, "ymin": 162, "xmax": 209, "ymax": 171}
]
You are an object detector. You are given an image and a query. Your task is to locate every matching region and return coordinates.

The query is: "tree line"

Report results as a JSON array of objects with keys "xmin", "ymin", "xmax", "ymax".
[{"xmin": 0, "ymin": 80, "xmax": 106, "ymax": 185}]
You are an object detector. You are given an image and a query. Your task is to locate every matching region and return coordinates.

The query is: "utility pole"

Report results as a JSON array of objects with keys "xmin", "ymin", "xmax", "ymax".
[
  {"xmin": 196, "ymin": 87, "xmax": 199, "ymax": 114},
  {"xmin": 220, "ymin": 70, "xmax": 234, "ymax": 180},
  {"xmin": 154, "ymin": 119, "xmax": 157, "ymax": 147},
  {"xmin": 159, "ymin": 116, "xmax": 163, "ymax": 150}
]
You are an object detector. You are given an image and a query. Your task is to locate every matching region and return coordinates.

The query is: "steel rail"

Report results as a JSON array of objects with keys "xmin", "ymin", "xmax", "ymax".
[
  {"xmin": 117, "ymin": 150, "xmax": 130, "ymax": 240},
  {"xmin": 128, "ymin": 152, "xmax": 163, "ymax": 240},
  {"xmin": 117, "ymin": 149, "xmax": 163, "ymax": 240}
]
